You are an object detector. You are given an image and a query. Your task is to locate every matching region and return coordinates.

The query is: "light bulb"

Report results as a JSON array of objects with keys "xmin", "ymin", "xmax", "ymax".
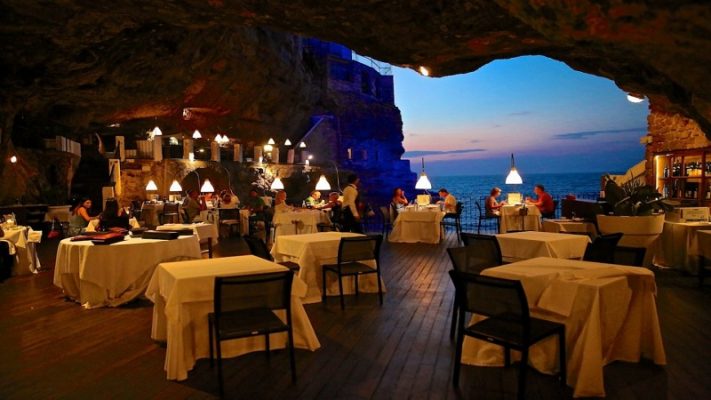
[
  {"xmin": 418, "ymin": 66, "xmax": 430, "ymax": 76},
  {"xmin": 10, "ymin": 155, "xmax": 17, "ymax": 164}
]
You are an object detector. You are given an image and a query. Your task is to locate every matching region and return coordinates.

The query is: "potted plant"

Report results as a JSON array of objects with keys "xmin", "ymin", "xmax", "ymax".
[{"xmin": 596, "ymin": 175, "xmax": 678, "ymax": 265}]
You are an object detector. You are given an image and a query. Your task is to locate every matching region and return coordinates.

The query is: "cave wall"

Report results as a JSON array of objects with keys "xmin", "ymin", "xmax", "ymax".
[{"xmin": 0, "ymin": 148, "xmax": 79, "ymax": 205}]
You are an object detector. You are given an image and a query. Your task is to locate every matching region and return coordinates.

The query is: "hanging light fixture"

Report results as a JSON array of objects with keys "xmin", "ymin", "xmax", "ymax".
[
  {"xmin": 267, "ymin": 138, "xmax": 276, "ymax": 145},
  {"xmin": 151, "ymin": 126, "xmax": 163, "ymax": 136},
  {"xmin": 169, "ymin": 180, "xmax": 183, "ymax": 192},
  {"xmin": 10, "ymin": 155, "xmax": 17, "ymax": 164},
  {"xmin": 270, "ymin": 176, "xmax": 285, "ymax": 190},
  {"xmin": 505, "ymin": 153, "xmax": 523, "ymax": 184},
  {"xmin": 315, "ymin": 175, "xmax": 331, "ymax": 191},
  {"xmin": 299, "ymin": 141, "xmax": 306, "ymax": 148},
  {"xmin": 284, "ymin": 139, "xmax": 292, "ymax": 146},
  {"xmin": 145, "ymin": 180, "xmax": 158, "ymax": 191},
  {"xmin": 200, "ymin": 179, "xmax": 215, "ymax": 193},
  {"xmin": 192, "ymin": 130, "xmax": 202, "ymax": 139},
  {"xmin": 415, "ymin": 157, "xmax": 432, "ymax": 191},
  {"xmin": 418, "ymin": 66, "xmax": 430, "ymax": 77},
  {"xmin": 626, "ymin": 93, "xmax": 645, "ymax": 103},
  {"xmin": 214, "ymin": 134, "xmax": 223, "ymax": 143}
]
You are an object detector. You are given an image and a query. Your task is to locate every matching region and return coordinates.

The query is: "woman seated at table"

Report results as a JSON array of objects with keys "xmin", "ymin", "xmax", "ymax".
[
  {"xmin": 391, "ymin": 188, "xmax": 408, "ymax": 211},
  {"xmin": 526, "ymin": 184, "xmax": 555, "ymax": 217},
  {"xmin": 485, "ymin": 187, "xmax": 507, "ymax": 216},
  {"xmin": 98, "ymin": 198, "xmax": 130, "ymax": 231},
  {"xmin": 67, "ymin": 198, "xmax": 93, "ymax": 236},
  {"xmin": 305, "ymin": 191, "xmax": 324, "ymax": 208},
  {"xmin": 219, "ymin": 190, "xmax": 239, "ymax": 209},
  {"xmin": 183, "ymin": 190, "xmax": 207, "ymax": 222},
  {"xmin": 274, "ymin": 190, "xmax": 293, "ymax": 214}
]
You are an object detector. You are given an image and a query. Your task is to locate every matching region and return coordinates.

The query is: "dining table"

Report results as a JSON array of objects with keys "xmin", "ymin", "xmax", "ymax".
[
  {"xmin": 145, "ymin": 255, "xmax": 321, "ymax": 381},
  {"xmin": 54, "ymin": 234, "xmax": 201, "ymax": 308},
  {"xmin": 542, "ymin": 219, "xmax": 597, "ymax": 238},
  {"xmin": 495, "ymin": 231, "xmax": 590, "ymax": 263},
  {"xmin": 388, "ymin": 205, "xmax": 445, "ymax": 244},
  {"xmin": 499, "ymin": 204, "xmax": 542, "ymax": 233},
  {"xmin": 272, "ymin": 209, "xmax": 331, "ymax": 238},
  {"xmin": 654, "ymin": 220, "xmax": 711, "ymax": 274},
  {"xmin": 0, "ymin": 224, "xmax": 41, "ymax": 275},
  {"xmin": 271, "ymin": 232, "xmax": 384, "ymax": 304},
  {"xmin": 157, "ymin": 222, "xmax": 219, "ymax": 244},
  {"xmin": 461, "ymin": 257, "xmax": 666, "ymax": 398}
]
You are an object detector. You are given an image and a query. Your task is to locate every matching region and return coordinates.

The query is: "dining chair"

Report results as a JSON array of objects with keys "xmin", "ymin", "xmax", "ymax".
[
  {"xmin": 161, "ymin": 202, "xmax": 180, "ymax": 224},
  {"xmin": 243, "ymin": 235, "xmax": 300, "ymax": 273},
  {"xmin": 475, "ymin": 200, "xmax": 500, "ymax": 234},
  {"xmin": 449, "ymin": 270, "xmax": 566, "ymax": 399},
  {"xmin": 208, "ymin": 271, "xmax": 296, "ymax": 397},
  {"xmin": 441, "ymin": 202, "xmax": 463, "ymax": 243},
  {"xmin": 0, "ymin": 240, "xmax": 14, "ymax": 282},
  {"xmin": 460, "ymin": 233, "xmax": 504, "ymax": 266},
  {"xmin": 322, "ymin": 235, "xmax": 383, "ymax": 310},
  {"xmin": 378, "ymin": 206, "xmax": 393, "ymax": 237},
  {"xmin": 542, "ymin": 200, "xmax": 559, "ymax": 219},
  {"xmin": 218, "ymin": 208, "xmax": 241, "ymax": 238},
  {"xmin": 583, "ymin": 232, "xmax": 623, "ymax": 264}
]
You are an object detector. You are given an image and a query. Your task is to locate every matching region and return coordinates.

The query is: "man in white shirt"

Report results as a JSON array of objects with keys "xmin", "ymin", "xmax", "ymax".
[
  {"xmin": 342, "ymin": 174, "xmax": 362, "ymax": 233},
  {"xmin": 438, "ymin": 188, "xmax": 457, "ymax": 215}
]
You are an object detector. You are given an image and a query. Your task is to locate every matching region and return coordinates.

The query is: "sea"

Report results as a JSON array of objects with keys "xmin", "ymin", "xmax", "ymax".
[{"xmin": 427, "ymin": 172, "xmax": 610, "ymax": 203}]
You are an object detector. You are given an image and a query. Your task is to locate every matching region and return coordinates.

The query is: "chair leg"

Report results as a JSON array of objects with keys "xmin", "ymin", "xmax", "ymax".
[
  {"xmin": 453, "ymin": 314, "xmax": 465, "ymax": 387},
  {"xmin": 322, "ymin": 268, "xmax": 328, "ymax": 304},
  {"xmin": 216, "ymin": 339, "xmax": 224, "ymax": 398},
  {"xmin": 559, "ymin": 329, "xmax": 567, "ymax": 386},
  {"xmin": 338, "ymin": 272, "xmax": 345, "ymax": 310},
  {"xmin": 207, "ymin": 238, "xmax": 213, "ymax": 259},
  {"xmin": 208, "ymin": 319, "xmax": 214, "ymax": 367},
  {"xmin": 477, "ymin": 218, "xmax": 482, "ymax": 234},
  {"xmin": 517, "ymin": 347, "xmax": 528, "ymax": 400},
  {"xmin": 376, "ymin": 270, "xmax": 383, "ymax": 306},
  {"xmin": 449, "ymin": 301, "xmax": 457, "ymax": 340},
  {"xmin": 265, "ymin": 333, "xmax": 270, "ymax": 359},
  {"xmin": 288, "ymin": 327, "xmax": 297, "ymax": 383},
  {"xmin": 354, "ymin": 274, "xmax": 360, "ymax": 296}
]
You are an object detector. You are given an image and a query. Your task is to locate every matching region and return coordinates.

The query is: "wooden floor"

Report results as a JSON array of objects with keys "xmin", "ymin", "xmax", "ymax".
[{"xmin": 1, "ymin": 231, "xmax": 710, "ymax": 399}]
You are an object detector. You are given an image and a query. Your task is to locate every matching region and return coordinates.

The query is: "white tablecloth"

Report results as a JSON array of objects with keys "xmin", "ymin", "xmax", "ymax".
[
  {"xmin": 462, "ymin": 257, "xmax": 665, "ymax": 398},
  {"xmin": 654, "ymin": 221, "xmax": 711, "ymax": 274},
  {"xmin": 53, "ymin": 235, "xmax": 201, "ymax": 308},
  {"xmin": 157, "ymin": 223, "xmax": 219, "ymax": 244},
  {"xmin": 271, "ymin": 232, "xmax": 385, "ymax": 304},
  {"xmin": 272, "ymin": 209, "xmax": 331, "ymax": 237},
  {"xmin": 542, "ymin": 219, "xmax": 597, "ymax": 238},
  {"xmin": 500, "ymin": 204, "xmax": 542, "ymax": 233},
  {"xmin": 388, "ymin": 207, "xmax": 444, "ymax": 244},
  {"xmin": 495, "ymin": 231, "xmax": 590, "ymax": 263},
  {"xmin": 1, "ymin": 225, "xmax": 40, "ymax": 275},
  {"xmin": 145, "ymin": 255, "xmax": 321, "ymax": 381},
  {"xmin": 699, "ymin": 231, "xmax": 711, "ymax": 260}
]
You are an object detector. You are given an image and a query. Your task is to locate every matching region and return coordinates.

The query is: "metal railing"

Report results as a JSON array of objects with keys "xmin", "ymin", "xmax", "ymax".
[{"xmin": 351, "ymin": 52, "xmax": 392, "ymax": 75}]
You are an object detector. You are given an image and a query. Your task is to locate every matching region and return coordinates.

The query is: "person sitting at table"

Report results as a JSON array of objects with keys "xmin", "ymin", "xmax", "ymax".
[
  {"xmin": 219, "ymin": 190, "xmax": 239, "ymax": 209},
  {"xmin": 391, "ymin": 187, "xmax": 408, "ymax": 211},
  {"xmin": 438, "ymin": 188, "xmax": 457, "ymax": 214},
  {"xmin": 305, "ymin": 190, "xmax": 324, "ymax": 208},
  {"xmin": 98, "ymin": 198, "xmax": 130, "ymax": 231},
  {"xmin": 485, "ymin": 187, "xmax": 507, "ymax": 216},
  {"xmin": 183, "ymin": 190, "xmax": 206, "ymax": 222},
  {"xmin": 243, "ymin": 189, "xmax": 265, "ymax": 214},
  {"xmin": 526, "ymin": 184, "xmax": 555, "ymax": 217},
  {"xmin": 67, "ymin": 198, "xmax": 93, "ymax": 236},
  {"xmin": 273, "ymin": 190, "xmax": 293, "ymax": 214}
]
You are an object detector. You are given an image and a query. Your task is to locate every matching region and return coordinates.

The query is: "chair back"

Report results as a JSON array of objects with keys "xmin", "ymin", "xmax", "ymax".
[
  {"xmin": 475, "ymin": 200, "xmax": 483, "ymax": 215},
  {"xmin": 219, "ymin": 208, "xmax": 241, "ymax": 221},
  {"xmin": 338, "ymin": 235, "xmax": 382, "ymax": 265},
  {"xmin": 455, "ymin": 202, "xmax": 463, "ymax": 216},
  {"xmin": 449, "ymin": 270, "xmax": 529, "ymax": 325},
  {"xmin": 214, "ymin": 271, "xmax": 293, "ymax": 317},
  {"xmin": 583, "ymin": 232, "xmax": 623, "ymax": 263},
  {"xmin": 244, "ymin": 235, "xmax": 274, "ymax": 261},
  {"xmin": 163, "ymin": 202, "xmax": 180, "ymax": 214},
  {"xmin": 461, "ymin": 233, "xmax": 503, "ymax": 265}
]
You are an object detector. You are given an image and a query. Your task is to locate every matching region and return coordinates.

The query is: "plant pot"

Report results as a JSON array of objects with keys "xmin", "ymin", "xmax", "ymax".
[{"xmin": 596, "ymin": 214, "xmax": 665, "ymax": 266}]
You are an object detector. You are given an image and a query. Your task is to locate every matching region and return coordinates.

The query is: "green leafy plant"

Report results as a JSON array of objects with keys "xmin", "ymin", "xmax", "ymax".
[{"xmin": 603, "ymin": 174, "xmax": 677, "ymax": 216}]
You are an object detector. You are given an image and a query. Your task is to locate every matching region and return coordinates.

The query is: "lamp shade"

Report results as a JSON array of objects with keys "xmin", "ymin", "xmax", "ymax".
[
  {"xmin": 626, "ymin": 94, "xmax": 644, "ymax": 103},
  {"xmin": 267, "ymin": 138, "xmax": 275, "ymax": 145},
  {"xmin": 284, "ymin": 139, "xmax": 292, "ymax": 146},
  {"xmin": 315, "ymin": 175, "xmax": 331, "ymax": 191},
  {"xmin": 192, "ymin": 130, "xmax": 202, "ymax": 139},
  {"xmin": 299, "ymin": 141, "xmax": 306, "ymax": 148},
  {"xmin": 270, "ymin": 177, "xmax": 285, "ymax": 190},
  {"xmin": 169, "ymin": 180, "xmax": 182, "ymax": 192},
  {"xmin": 145, "ymin": 180, "xmax": 158, "ymax": 191},
  {"xmin": 214, "ymin": 134, "xmax": 223, "ymax": 143},
  {"xmin": 415, "ymin": 173, "xmax": 432, "ymax": 190},
  {"xmin": 200, "ymin": 179, "xmax": 215, "ymax": 193},
  {"xmin": 505, "ymin": 153, "xmax": 523, "ymax": 184},
  {"xmin": 151, "ymin": 126, "xmax": 163, "ymax": 136}
]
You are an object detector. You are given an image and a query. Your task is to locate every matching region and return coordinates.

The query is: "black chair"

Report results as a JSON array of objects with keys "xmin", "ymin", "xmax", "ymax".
[
  {"xmin": 441, "ymin": 202, "xmax": 463, "ymax": 243},
  {"xmin": 449, "ymin": 270, "xmax": 566, "ymax": 399},
  {"xmin": 243, "ymin": 235, "xmax": 300, "ymax": 273},
  {"xmin": 583, "ymin": 233, "xmax": 623, "ymax": 264},
  {"xmin": 475, "ymin": 200, "xmax": 500, "ymax": 234},
  {"xmin": 161, "ymin": 202, "xmax": 181, "ymax": 224},
  {"xmin": 219, "ymin": 208, "xmax": 241, "ymax": 238},
  {"xmin": 0, "ymin": 240, "xmax": 14, "ymax": 282},
  {"xmin": 322, "ymin": 235, "xmax": 383, "ymax": 310},
  {"xmin": 208, "ymin": 272, "xmax": 296, "ymax": 397},
  {"xmin": 542, "ymin": 200, "xmax": 559, "ymax": 219},
  {"xmin": 379, "ymin": 206, "xmax": 394, "ymax": 237},
  {"xmin": 448, "ymin": 234, "xmax": 503, "ymax": 340},
  {"xmin": 614, "ymin": 246, "xmax": 647, "ymax": 266}
]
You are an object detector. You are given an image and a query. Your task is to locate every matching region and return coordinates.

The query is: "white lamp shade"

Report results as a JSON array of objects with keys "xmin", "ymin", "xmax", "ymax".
[
  {"xmin": 299, "ymin": 141, "xmax": 306, "ymax": 148},
  {"xmin": 284, "ymin": 139, "xmax": 292, "ymax": 146},
  {"xmin": 152, "ymin": 126, "xmax": 163, "ymax": 136},
  {"xmin": 264, "ymin": 144, "xmax": 273, "ymax": 152},
  {"xmin": 315, "ymin": 175, "xmax": 331, "ymax": 191},
  {"xmin": 505, "ymin": 168, "xmax": 523, "ymax": 184},
  {"xmin": 415, "ymin": 173, "xmax": 432, "ymax": 190},
  {"xmin": 169, "ymin": 180, "xmax": 182, "ymax": 192},
  {"xmin": 267, "ymin": 138, "xmax": 276, "ymax": 145},
  {"xmin": 214, "ymin": 134, "xmax": 223, "ymax": 142},
  {"xmin": 221, "ymin": 134, "xmax": 229, "ymax": 143},
  {"xmin": 145, "ymin": 180, "xmax": 158, "ymax": 191},
  {"xmin": 200, "ymin": 179, "xmax": 215, "ymax": 193},
  {"xmin": 192, "ymin": 130, "xmax": 202, "ymax": 139},
  {"xmin": 270, "ymin": 177, "xmax": 285, "ymax": 190}
]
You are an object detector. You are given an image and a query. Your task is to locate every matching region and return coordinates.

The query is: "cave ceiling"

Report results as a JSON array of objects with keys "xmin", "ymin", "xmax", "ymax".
[{"xmin": 1, "ymin": 0, "xmax": 711, "ymax": 139}]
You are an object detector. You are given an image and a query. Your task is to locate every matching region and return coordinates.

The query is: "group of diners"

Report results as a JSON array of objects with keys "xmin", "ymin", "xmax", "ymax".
[{"xmin": 484, "ymin": 184, "xmax": 555, "ymax": 217}]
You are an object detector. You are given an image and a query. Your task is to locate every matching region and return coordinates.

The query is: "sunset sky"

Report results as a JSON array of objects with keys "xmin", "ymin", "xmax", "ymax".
[{"xmin": 393, "ymin": 55, "xmax": 649, "ymax": 176}]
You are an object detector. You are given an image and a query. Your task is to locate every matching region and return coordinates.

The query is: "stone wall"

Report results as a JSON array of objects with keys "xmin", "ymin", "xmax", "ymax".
[
  {"xmin": 645, "ymin": 105, "xmax": 711, "ymax": 185},
  {"xmin": 0, "ymin": 148, "xmax": 79, "ymax": 205}
]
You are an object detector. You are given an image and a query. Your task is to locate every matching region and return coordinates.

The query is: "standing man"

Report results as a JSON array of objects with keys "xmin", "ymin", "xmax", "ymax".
[{"xmin": 342, "ymin": 174, "xmax": 362, "ymax": 233}]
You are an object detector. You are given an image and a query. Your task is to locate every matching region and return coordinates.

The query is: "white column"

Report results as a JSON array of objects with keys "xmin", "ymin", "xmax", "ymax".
[
  {"xmin": 233, "ymin": 143, "xmax": 243, "ymax": 162},
  {"xmin": 254, "ymin": 146, "xmax": 263, "ymax": 163},
  {"xmin": 287, "ymin": 149, "xmax": 295, "ymax": 164},
  {"xmin": 152, "ymin": 136, "xmax": 163, "ymax": 161},
  {"xmin": 272, "ymin": 147, "xmax": 280, "ymax": 164},
  {"xmin": 211, "ymin": 141, "xmax": 220, "ymax": 162},
  {"xmin": 183, "ymin": 138, "xmax": 193, "ymax": 159}
]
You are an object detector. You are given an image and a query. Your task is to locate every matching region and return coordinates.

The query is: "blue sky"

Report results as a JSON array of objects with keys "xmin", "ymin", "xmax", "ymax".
[{"xmin": 394, "ymin": 56, "xmax": 649, "ymax": 176}]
